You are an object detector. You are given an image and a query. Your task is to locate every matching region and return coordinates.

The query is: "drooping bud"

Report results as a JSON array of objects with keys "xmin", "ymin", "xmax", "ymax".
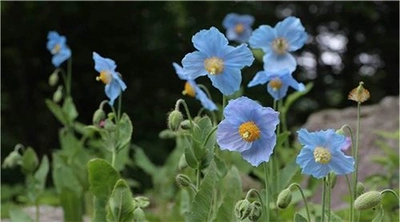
[
  {"xmin": 277, "ymin": 188, "xmax": 292, "ymax": 209},
  {"xmin": 234, "ymin": 199, "xmax": 251, "ymax": 220},
  {"xmin": 2, "ymin": 150, "xmax": 22, "ymax": 169},
  {"xmin": 356, "ymin": 182, "xmax": 366, "ymax": 197},
  {"xmin": 180, "ymin": 119, "xmax": 192, "ymax": 130},
  {"xmin": 348, "ymin": 81, "xmax": 370, "ymax": 103},
  {"xmin": 48, "ymin": 70, "xmax": 59, "ymax": 86},
  {"xmin": 175, "ymin": 174, "xmax": 192, "ymax": 188},
  {"xmin": 167, "ymin": 110, "xmax": 183, "ymax": 131},
  {"xmin": 53, "ymin": 85, "xmax": 63, "ymax": 103},
  {"xmin": 134, "ymin": 196, "xmax": 150, "ymax": 208},
  {"xmin": 178, "ymin": 154, "xmax": 188, "ymax": 171},
  {"xmin": 92, "ymin": 109, "xmax": 106, "ymax": 126},
  {"xmin": 248, "ymin": 201, "xmax": 262, "ymax": 221},
  {"xmin": 354, "ymin": 190, "xmax": 382, "ymax": 210}
]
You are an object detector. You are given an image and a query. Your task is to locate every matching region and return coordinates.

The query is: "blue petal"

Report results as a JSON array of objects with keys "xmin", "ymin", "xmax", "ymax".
[
  {"xmin": 111, "ymin": 72, "xmax": 127, "ymax": 91},
  {"xmin": 240, "ymin": 134, "xmax": 276, "ymax": 166},
  {"xmin": 52, "ymin": 48, "xmax": 71, "ymax": 67},
  {"xmin": 329, "ymin": 152, "xmax": 355, "ymax": 175},
  {"xmin": 222, "ymin": 13, "xmax": 254, "ymax": 28},
  {"xmin": 105, "ymin": 80, "xmax": 122, "ymax": 106},
  {"xmin": 172, "ymin": 62, "xmax": 188, "ymax": 80},
  {"xmin": 297, "ymin": 128, "xmax": 321, "ymax": 148},
  {"xmin": 281, "ymin": 74, "xmax": 305, "ymax": 92},
  {"xmin": 181, "ymin": 51, "xmax": 208, "ymax": 79},
  {"xmin": 275, "ymin": 17, "xmax": 307, "ymax": 52},
  {"xmin": 192, "ymin": 27, "xmax": 228, "ymax": 57},
  {"xmin": 263, "ymin": 52, "xmax": 297, "ymax": 73},
  {"xmin": 222, "ymin": 44, "xmax": 254, "ymax": 69},
  {"xmin": 93, "ymin": 52, "xmax": 117, "ymax": 73},
  {"xmin": 254, "ymin": 107, "xmax": 280, "ymax": 138},
  {"xmin": 217, "ymin": 120, "xmax": 252, "ymax": 152},
  {"xmin": 209, "ymin": 66, "xmax": 241, "ymax": 95},
  {"xmin": 267, "ymin": 83, "xmax": 289, "ymax": 101},
  {"xmin": 249, "ymin": 25, "xmax": 276, "ymax": 53},
  {"xmin": 222, "ymin": 96, "xmax": 260, "ymax": 125},
  {"xmin": 247, "ymin": 70, "xmax": 269, "ymax": 87},
  {"xmin": 194, "ymin": 85, "xmax": 218, "ymax": 111}
]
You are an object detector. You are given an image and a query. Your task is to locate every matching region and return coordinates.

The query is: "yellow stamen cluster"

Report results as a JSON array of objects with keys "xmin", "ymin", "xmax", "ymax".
[
  {"xmin": 234, "ymin": 23, "xmax": 245, "ymax": 34},
  {"xmin": 182, "ymin": 81, "xmax": 196, "ymax": 97},
  {"xmin": 348, "ymin": 81, "xmax": 370, "ymax": 103},
  {"xmin": 238, "ymin": 121, "xmax": 261, "ymax": 142},
  {"xmin": 204, "ymin": 57, "xmax": 224, "ymax": 75},
  {"xmin": 51, "ymin": 44, "xmax": 61, "ymax": 55},
  {"xmin": 96, "ymin": 70, "xmax": 112, "ymax": 84},
  {"xmin": 269, "ymin": 78, "xmax": 283, "ymax": 91},
  {"xmin": 313, "ymin": 146, "xmax": 332, "ymax": 164},
  {"xmin": 272, "ymin": 37, "xmax": 289, "ymax": 55}
]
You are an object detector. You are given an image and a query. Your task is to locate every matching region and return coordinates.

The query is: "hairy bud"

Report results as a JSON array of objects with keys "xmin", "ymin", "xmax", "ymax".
[
  {"xmin": 175, "ymin": 174, "xmax": 192, "ymax": 188},
  {"xmin": 168, "ymin": 110, "xmax": 183, "ymax": 131},
  {"xmin": 354, "ymin": 191, "xmax": 382, "ymax": 210},
  {"xmin": 277, "ymin": 188, "xmax": 292, "ymax": 209},
  {"xmin": 248, "ymin": 201, "xmax": 262, "ymax": 221},
  {"xmin": 234, "ymin": 199, "xmax": 251, "ymax": 220}
]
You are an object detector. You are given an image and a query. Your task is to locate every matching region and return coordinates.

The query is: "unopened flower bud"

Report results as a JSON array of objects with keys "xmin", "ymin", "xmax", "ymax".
[
  {"xmin": 92, "ymin": 109, "xmax": 106, "ymax": 126},
  {"xmin": 53, "ymin": 86, "xmax": 63, "ymax": 103},
  {"xmin": 2, "ymin": 150, "xmax": 22, "ymax": 169},
  {"xmin": 48, "ymin": 71, "xmax": 59, "ymax": 86},
  {"xmin": 178, "ymin": 154, "xmax": 188, "ymax": 171},
  {"xmin": 167, "ymin": 110, "xmax": 183, "ymax": 131},
  {"xmin": 277, "ymin": 188, "xmax": 292, "ymax": 209},
  {"xmin": 335, "ymin": 128, "xmax": 346, "ymax": 135},
  {"xmin": 248, "ymin": 201, "xmax": 262, "ymax": 221},
  {"xmin": 175, "ymin": 174, "xmax": 192, "ymax": 188},
  {"xmin": 234, "ymin": 199, "xmax": 251, "ymax": 220},
  {"xmin": 354, "ymin": 190, "xmax": 382, "ymax": 210},
  {"xmin": 158, "ymin": 129, "xmax": 177, "ymax": 139},
  {"xmin": 356, "ymin": 182, "xmax": 365, "ymax": 197},
  {"xmin": 348, "ymin": 81, "xmax": 370, "ymax": 103},
  {"xmin": 134, "ymin": 196, "xmax": 150, "ymax": 208},
  {"xmin": 180, "ymin": 119, "xmax": 192, "ymax": 130}
]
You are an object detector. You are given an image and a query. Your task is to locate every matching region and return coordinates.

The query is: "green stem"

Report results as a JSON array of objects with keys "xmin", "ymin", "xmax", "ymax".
[
  {"xmin": 111, "ymin": 151, "xmax": 116, "ymax": 168},
  {"xmin": 35, "ymin": 202, "xmax": 40, "ymax": 222},
  {"xmin": 176, "ymin": 99, "xmax": 194, "ymax": 131},
  {"xmin": 288, "ymin": 183, "xmax": 311, "ymax": 222},
  {"xmin": 345, "ymin": 174, "xmax": 354, "ymax": 221},
  {"xmin": 264, "ymin": 162, "xmax": 270, "ymax": 222},
  {"xmin": 321, "ymin": 177, "xmax": 327, "ymax": 222},
  {"xmin": 327, "ymin": 175, "xmax": 332, "ymax": 222},
  {"xmin": 196, "ymin": 168, "xmax": 200, "ymax": 190},
  {"xmin": 380, "ymin": 189, "xmax": 400, "ymax": 205}
]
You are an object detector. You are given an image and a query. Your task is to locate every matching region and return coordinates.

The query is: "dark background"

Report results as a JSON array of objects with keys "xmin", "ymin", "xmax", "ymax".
[{"xmin": 2, "ymin": 1, "xmax": 399, "ymax": 186}]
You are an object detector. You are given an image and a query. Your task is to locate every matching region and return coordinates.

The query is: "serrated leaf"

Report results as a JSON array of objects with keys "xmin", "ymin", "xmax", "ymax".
[
  {"xmin": 117, "ymin": 113, "xmax": 133, "ymax": 151},
  {"xmin": 62, "ymin": 96, "xmax": 78, "ymax": 122},
  {"xmin": 107, "ymin": 179, "xmax": 135, "ymax": 222},
  {"xmin": 294, "ymin": 212, "xmax": 308, "ymax": 222},
  {"xmin": 134, "ymin": 148, "xmax": 157, "ymax": 176},
  {"xmin": 21, "ymin": 147, "xmax": 38, "ymax": 174},
  {"xmin": 185, "ymin": 162, "xmax": 218, "ymax": 222},
  {"xmin": 34, "ymin": 155, "xmax": 49, "ymax": 191},
  {"xmin": 45, "ymin": 99, "xmax": 68, "ymax": 125},
  {"xmin": 88, "ymin": 158, "xmax": 120, "ymax": 198},
  {"xmin": 214, "ymin": 166, "xmax": 242, "ymax": 222}
]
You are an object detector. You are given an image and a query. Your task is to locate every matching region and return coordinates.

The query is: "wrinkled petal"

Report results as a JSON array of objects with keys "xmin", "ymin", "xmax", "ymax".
[
  {"xmin": 263, "ymin": 52, "xmax": 297, "ymax": 73},
  {"xmin": 52, "ymin": 48, "xmax": 71, "ymax": 67},
  {"xmin": 222, "ymin": 96, "xmax": 261, "ymax": 124},
  {"xmin": 93, "ymin": 52, "xmax": 117, "ymax": 72},
  {"xmin": 181, "ymin": 51, "xmax": 208, "ymax": 79},
  {"xmin": 248, "ymin": 70, "xmax": 270, "ymax": 87},
  {"xmin": 192, "ymin": 27, "xmax": 228, "ymax": 57},
  {"xmin": 195, "ymin": 87, "xmax": 218, "ymax": 111},
  {"xmin": 275, "ymin": 17, "xmax": 308, "ymax": 52},
  {"xmin": 105, "ymin": 80, "xmax": 122, "ymax": 105},
  {"xmin": 217, "ymin": 120, "xmax": 252, "ymax": 152},
  {"xmin": 329, "ymin": 152, "xmax": 355, "ymax": 175},
  {"xmin": 111, "ymin": 72, "xmax": 127, "ymax": 92},
  {"xmin": 209, "ymin": 67, "xmax": 242, "ymax": 95},
  {"xmin": 240, "ymin": 135, "xmax": 276, "ymax": 166},
  {"xmin": 172, "ymin": 62, "xmax": 188, "ymax": 80},
  {"xmin": 222, "ymin": 44, "xmax": 254, "ymax": 69},
  {"xmin": 281, "ymin": 74, "xmax": 305, "ymax": 92},
  {"xmin": 297, "ymin": 129, "xmax": 321, "ymax": 148},
  {"xmin": 249, "ymin": 25, "xmax": 276, "ymax": 53}
]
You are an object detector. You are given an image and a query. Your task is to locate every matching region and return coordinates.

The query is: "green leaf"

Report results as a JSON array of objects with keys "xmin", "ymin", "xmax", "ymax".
[
  {"xmin": 106, "ymin": 179, "xmax": 135, "ymax": 222},
  {"xmin": 45, "ymin": 99, "xmax": 68, "ymax": 125},
  {"xmin": 294, "ymin": 212, "xmax": 308, "ymax": 222},
  {"xmin": 63, "ymin": 96, "xmax": 78, "ymax": 122},
  {"xmin": 133, "ymin": 207, "xmax": 148, "ymax": 222},
  {"xmin": 184, "ymin": 147, "xmax": 198, "ymax": 169},
  {"xmin": 214, "ymin": 166, "xmax": 242, "ymax": 222},
  {"xmin": 21, "ymin": 147, "xmax": 39, "ymax": 174},
  {"xmin": 191, "ymin": 116, "xmax": 214, "ymax": 159},
  {"xmin": 88, "ymin": 158, "xmax": 120, "ymax": 198},
  {"xmin": 34, "ymin": 155, "xmax": 49, "ymax": 192},
  {"xmin": 277, "ymin": 131, "xmax": 291, "ymax": 148},
  {"xmin": 117, "ymin": 113, "xmax": 133, "ymax": 151},
  {"xmin": 372, "ymin": 204, "xmax": 385, "ymax": 222},
  {"xmin": 9, "ymin": 205, "xmax": 34, "ymax": 222},
  {"xmin": 59, "ymin": 188, "xmax": 84, "ymax": 222},
  {"xmin": 179, "ymin": 189, "xmax": 191, "ymax": 216},
  {"xmin": 58, "ymin": 128, "xmax": 82, "ymax": 157},
  {"xmin": 283, "ymin": 82, "xmax": 314, "ymax": 114},
  {"xmin": 279, "ymin": 158, "xmax": 299, "ymax": 191},
  {"xmin": 134, "ymin": 148, "xmax": 157, "ymax": 176},
  {"xmin": 185, "ymin": 161, "xmax": 218, "ymax": 222}
]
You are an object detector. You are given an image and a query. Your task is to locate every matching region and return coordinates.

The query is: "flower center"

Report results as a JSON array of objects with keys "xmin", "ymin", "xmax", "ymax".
[
  {"xmin": 96, "ymin": 70, "xmax": 112, "ymax": 84},
  {"xmin": 234, "ymin": 23, "xmax": 245, "ymax": 34},
  {"xmin": 238, "ymin": 121, "xmax": 261, "ymax": 142},
  {"xmin": 51, "ymin": 44, "xmax": 61, "ymax": 55},
  {"xmin": 272, "ymin": 37, "xmax": 289, "ymax": 55},
  {"xmin": 182, "ymin": 82, "xmax": 196, "ymax": 97},
  {"xmin": 204, "ymin": 57, "xmax": 224, "ymax": 75},
  {"xmin": 269, "ymin": 78, "xmax": 283, "ymax": 91},
  {"xmin": 313, "ymin": 146, "xmax": 332, "ymax": 164}
]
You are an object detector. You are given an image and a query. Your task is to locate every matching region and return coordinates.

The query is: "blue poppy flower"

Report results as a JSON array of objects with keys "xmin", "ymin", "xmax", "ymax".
[
  {"xmin": 249, "ymin": 16, "xmax": 308, "ymax": 73},
  {"xmin": 181, "ymin": 27, "xmax": 254, "ymax": 96},
  {"xmin": 93, "ymin": 52, "xmax": 127, "ymax": 105},
  {"xmin": 46, "ymin": 31, "xmax": 72, "ymax": 67},
  {"xmin": 173, "ymin": 63, "xmax": 217, "ymax": 111},
  {"xmin": 248, "ymin": 68, "xmax": 305, "ymax": 100},
  {"xmin": 217, "ymin": 96, "xmax": 279, "ymax": 166},
  {"xmin": 296, "ymin": 129, "xmax": 355, "ymax": 179},
  {"xmin": 222, "ymin": 13, "xmax": 255, "ymax": 43}
]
